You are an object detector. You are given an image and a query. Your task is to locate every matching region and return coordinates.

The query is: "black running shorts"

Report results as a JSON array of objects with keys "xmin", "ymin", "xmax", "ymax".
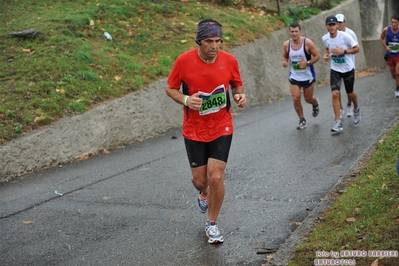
[
  {"xmin": 184, "ymin": 134, "xmax": 233, "ymax": 168},
  {"xmin": 288, "ymin": 78, "xmax": 315, "ymax": 89},
  {"xmin": 330, "ymin": 68, "xmax": 355, "ymax": 93}
]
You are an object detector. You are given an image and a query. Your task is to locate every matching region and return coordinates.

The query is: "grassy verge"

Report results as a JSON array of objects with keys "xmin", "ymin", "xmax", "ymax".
[
  {"xmin": 0, "ymin": 0, "xmax": 331, "ymax": 143},
  {"xmin": 286, "ymin": 121, "xmax": 399, "ymax": 266}
]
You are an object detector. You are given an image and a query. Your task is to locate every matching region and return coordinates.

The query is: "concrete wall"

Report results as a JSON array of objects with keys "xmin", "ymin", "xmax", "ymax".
[
  {"xmin": 360, "ymin": 0, "xmax": 387, "ymax": 68},
  {"xmin": 0, "ymin": 0, "xmax": 380, "ymax": 182},
  {"xmin": 387, "ymin": 0, "xmax": 399, "ymax": 24},
  {"xmin": 360, "ymin": 0, "xmax": 399, "ymax": 69}
]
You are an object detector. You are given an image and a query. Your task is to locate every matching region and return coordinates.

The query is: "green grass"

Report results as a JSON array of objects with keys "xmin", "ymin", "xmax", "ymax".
[
  {"xmin": 286, "ymin": 122, "xmax": 399, "ymax": 266},
  {"xmin": 0, "ymin": 0, "xmax": 328, "ymax": 142}
]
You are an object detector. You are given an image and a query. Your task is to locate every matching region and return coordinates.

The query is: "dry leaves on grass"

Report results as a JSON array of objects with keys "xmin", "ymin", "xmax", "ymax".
[
  {"xmin": 370, "ymin": 258, "xmax": 379, "ymax": 266},
  {"xmin": 34, "ymin": 116, "xmax": 47, "ymax": 123},
  {"xmin": 345, "ymin": 217, "xmax": 357, "ymax": 223},
  {"xmin": 22, "ymin": 48, "xmax": 34, "ymax": 54},
  {"xmin": 128, "ymin": 28, "xmax": 137, "ymax": 37}
]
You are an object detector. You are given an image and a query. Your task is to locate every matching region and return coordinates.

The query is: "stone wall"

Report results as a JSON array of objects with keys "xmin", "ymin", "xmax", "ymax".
[
  {"xmin": 360, "ymin": 0, "xmax": 387, "ymax": 68},
  {"xmin": 0, "ymin": 0, "xmax": 376, "ymax": 182}
]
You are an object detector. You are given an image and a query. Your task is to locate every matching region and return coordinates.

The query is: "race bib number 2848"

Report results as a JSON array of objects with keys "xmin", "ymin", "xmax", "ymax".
[{"xmin": 199, "ymin": 85, "xmax": 227, "ymax": 116}]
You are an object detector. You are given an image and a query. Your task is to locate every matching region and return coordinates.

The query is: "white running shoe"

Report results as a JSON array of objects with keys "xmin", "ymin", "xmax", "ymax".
[
  {"xmin": 296, "ymin": 118, "xmax": 307, "ymax": 130},
  {"xmin": 331, "ymin": 120, "xmax": 343, "ymax": 133},
  {"xmin": 353, "ymin": 107, "xmax": 361, "ymax": 124},
  {"xmin": 346, "ymin": 105, "xmax": 353, "ymax": 117},
  {"xmin": 395, "ymin": 90, "xmax": 399, "ymax": 98},
  {"xmin": 205, "ymin": 222, "xmax": 224, "ymax": 244}
]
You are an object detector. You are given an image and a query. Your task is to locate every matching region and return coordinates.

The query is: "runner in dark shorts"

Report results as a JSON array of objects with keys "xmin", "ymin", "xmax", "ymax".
[
  {"xmin": 282, "ymin": 22, "xmax": 320, "ymax": 130},
  {"xmin": 166, "ymin": 19, "xmax": 247, "ymax": 244},
  {"xmin": 322, "ymin": 15, "xmax": 360, "ymax": 133}
]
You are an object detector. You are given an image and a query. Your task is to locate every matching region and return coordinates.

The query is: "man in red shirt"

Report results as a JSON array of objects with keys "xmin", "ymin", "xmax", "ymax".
[{"xmin": 166, "ymin": 19, "xmax": 246, "ymax": 244}]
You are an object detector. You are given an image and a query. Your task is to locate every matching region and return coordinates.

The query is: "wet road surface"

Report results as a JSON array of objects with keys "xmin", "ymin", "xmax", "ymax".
[{"xmin": 1, "ymin": 70, "xmax": 398, "ymax": 266}]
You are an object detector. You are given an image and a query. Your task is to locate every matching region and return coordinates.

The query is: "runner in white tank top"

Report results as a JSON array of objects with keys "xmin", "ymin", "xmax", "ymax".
[
  {"xmin": 288, "ymin": 37, "xmax": 315, "ymax": 82},
  {"xmin": 282, "ymin": 22, "xmax": 320, "ymax": 130}
]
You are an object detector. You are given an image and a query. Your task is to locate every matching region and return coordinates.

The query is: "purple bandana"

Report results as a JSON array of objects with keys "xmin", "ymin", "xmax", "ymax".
[{"xmin": 196, "ymin": 21, "xmax": 223, "ymax": 41}]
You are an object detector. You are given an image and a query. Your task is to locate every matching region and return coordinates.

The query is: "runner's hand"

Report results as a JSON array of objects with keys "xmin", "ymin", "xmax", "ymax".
[
  {"xmin": 186, "ymin": 92, "xmax": 203, "ymax": 110},
  {"xmin": 234, "ymin": 93, "xmax": 246, "ymax": 108},
  {"xmin": 324, "ymin": 53, "xmax": 331, "ymax": 61}
]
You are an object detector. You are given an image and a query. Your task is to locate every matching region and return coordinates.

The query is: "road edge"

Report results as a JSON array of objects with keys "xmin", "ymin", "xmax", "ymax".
[{"xmin": 264, "ymin": 116, "xmax": 399, "ymax": 266}]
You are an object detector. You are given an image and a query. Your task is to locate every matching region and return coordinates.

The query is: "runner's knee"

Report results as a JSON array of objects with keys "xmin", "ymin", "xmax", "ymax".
[
  {"xmin": 192, "ymin": 176, "xmax": 208, "ymax": 191},
  {"xmin": 303, "ymin": 94, "xmax": 314, "ymax": 103},
  {"xmin": 292, "ymin": 94, "xmax": 301, "ymax": 103},
  {"xmin": 207, "ymin": 173, "xmax": 224, "ymax": 188},
  {"xmin": 332, "ymin": 90, "xmax": 340, "ymax": 99}
]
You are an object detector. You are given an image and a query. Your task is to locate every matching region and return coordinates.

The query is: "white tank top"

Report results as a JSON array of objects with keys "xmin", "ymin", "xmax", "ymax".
[{"xmin": 288, "ymin": 37, "xmax": 315, "ymax": 81}]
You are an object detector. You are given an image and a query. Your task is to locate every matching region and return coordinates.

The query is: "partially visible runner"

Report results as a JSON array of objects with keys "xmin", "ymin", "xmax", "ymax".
[
  {"xmin": 282, "ymin": 22, "xmax": 320, "ymax": 130},
  {"xmin": 379, "ymin": 15, "xmax": 399, "ymax": 98},
  {"xmin": 322, "ymin": 16, "xmax": 360, "ymax": 133},
  {"xmin": 336, "ymin": 13, "xmax": 359, "ymax": 117},
  {"xmin": 165, "ymin": 19, "xmax": 246, "ymax": 244},
  {"xmin": 397, "ymin": 156, "xmax": 399, "ymax": 175}
]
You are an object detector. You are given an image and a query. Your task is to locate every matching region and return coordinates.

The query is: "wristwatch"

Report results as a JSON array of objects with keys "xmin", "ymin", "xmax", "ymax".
[
  {"xmin": 344, "ymin": 50, "xmax": 347, "ymax": 54},
  {"xmin": 306, "ymin": 60, "xmax": 311, "ymax": 66}
]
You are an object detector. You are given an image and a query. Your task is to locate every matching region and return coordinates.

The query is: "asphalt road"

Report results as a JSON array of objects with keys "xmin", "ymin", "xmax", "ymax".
[{"xmin": 1, "ymin": 70, "xmax": 398, "ymax": 266}]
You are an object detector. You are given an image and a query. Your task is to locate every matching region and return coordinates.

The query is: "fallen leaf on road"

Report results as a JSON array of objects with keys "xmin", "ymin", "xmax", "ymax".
[
  {"xmin": 100, "ymin": 149, "xmax": 111, "ymax": 154},
  {"xmin": 78, "ymin": 153, "xmax": 95, "ymax": 161}
]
